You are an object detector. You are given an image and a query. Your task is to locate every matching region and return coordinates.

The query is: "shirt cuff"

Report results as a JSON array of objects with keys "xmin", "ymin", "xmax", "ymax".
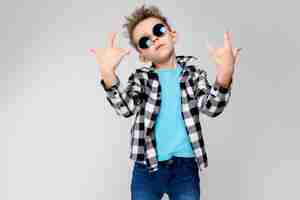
[
  {"xmin": 100, "ymin": 75, "xmax": 120, "ymax": 95},
  {"xmin": 213, "ymin": 77, "xmax": 233, "ymax": 93}
]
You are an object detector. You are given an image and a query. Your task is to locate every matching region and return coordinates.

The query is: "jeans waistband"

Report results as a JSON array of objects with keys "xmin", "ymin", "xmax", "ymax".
[{"xmin": 135, "ymin": 156, "xmax": 195, "ymax": 168}]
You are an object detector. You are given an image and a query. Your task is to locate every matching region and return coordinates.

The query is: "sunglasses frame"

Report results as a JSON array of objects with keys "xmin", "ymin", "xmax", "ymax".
[{"xmin": 136, "ymin": 23, "xmax": 168, "ymax": 50}]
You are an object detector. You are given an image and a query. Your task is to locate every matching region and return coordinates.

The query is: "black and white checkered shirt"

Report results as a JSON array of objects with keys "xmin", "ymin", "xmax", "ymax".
[{"xmin": 100, "ymin": 55, "xmax": 233, "ymax": 173}]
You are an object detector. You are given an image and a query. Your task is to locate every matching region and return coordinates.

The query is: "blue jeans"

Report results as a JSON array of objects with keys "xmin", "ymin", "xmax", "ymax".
[{"xmin": 131, "ymin": 156, "xmax": 201, "ymax": 200}]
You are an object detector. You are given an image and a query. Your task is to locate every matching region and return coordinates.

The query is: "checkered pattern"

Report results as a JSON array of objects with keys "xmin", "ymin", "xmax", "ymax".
[{"xmin": 100, "ymin": 55, "xmax": 232, "ymax": 173}]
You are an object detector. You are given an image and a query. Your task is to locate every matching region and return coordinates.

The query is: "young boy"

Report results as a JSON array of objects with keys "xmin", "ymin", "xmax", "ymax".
[{"xmin": 93, "ymin": 4, "xmax": 241, "ymax": 200}]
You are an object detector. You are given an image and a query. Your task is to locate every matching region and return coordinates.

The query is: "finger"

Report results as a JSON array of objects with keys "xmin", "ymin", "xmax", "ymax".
[
  {"xmin": 107, "ymin": 32, "xmax": 117, "ymax": 48},
  {"xmin": 234, "ymin": 53, "xmax": 241, "ymax": 66},
  {"xmin": 89, "ymin": 48, "xmax": 96, "ymax": 55},
  {"xmin": 224, "ymin": 30, "xmax": 232, "ymax": 49},
  {"xmin": 233, "ymin": 48, "xmax": 237, "ymax": 57},
  {"xmin": 233, "ymin": 47, "xmax": 243, "ymax": 57}
]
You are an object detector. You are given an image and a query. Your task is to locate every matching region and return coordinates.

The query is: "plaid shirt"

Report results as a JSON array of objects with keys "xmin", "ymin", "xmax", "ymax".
[{"xmin": 100, "ymin": 55, "xmax": 232, "ymax": 173}]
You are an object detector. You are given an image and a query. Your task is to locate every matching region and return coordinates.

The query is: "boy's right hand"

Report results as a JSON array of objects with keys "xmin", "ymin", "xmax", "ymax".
[{"xmin": 93, "ymin": 32, "xmax": 131, "ymax": 78}]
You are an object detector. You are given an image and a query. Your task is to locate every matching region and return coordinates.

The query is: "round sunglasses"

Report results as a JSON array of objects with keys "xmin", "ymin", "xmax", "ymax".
[{"xmin": 137, "ymin": 23, "xmax": 167, "ymax": 49}]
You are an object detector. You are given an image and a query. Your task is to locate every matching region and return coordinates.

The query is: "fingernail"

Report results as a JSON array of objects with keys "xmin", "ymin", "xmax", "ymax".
[{"xmin": 89, "ymin": 48, "xmax": 96, "ymax": 55}]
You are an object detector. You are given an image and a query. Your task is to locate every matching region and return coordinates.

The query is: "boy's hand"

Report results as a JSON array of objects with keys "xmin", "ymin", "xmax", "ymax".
[
  {"xmin": 206, "ymin": 30, "xmax": 242, "ymax": 87},
  {"xmin": 92, "ymin": 32, "xmax": 131, "ymax": 78}
]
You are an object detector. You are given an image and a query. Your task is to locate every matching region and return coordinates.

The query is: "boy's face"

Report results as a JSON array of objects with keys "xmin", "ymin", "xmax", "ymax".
[{"xmin": 132, "ymin": 17, "xmax": 177, "ymax": 65}]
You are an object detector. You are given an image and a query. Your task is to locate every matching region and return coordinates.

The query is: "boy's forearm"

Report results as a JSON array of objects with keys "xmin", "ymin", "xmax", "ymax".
[
  {"xmin": 216, "ymin": 72, "xmax": 233, "ymax": 89},
  {"xmin": 100, "ymin": 71, "xmax": 143, "ymax": 118},
  {"xmin": 196, "ymin": 68, "xmax": 232, "ymax": 118}
]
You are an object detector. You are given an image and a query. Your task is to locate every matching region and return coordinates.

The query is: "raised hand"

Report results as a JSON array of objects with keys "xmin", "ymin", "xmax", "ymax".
[
  {"xmin": 90, "ymin": 32, "xmax": 131, "ymax": 78},
  {"xmin": 206, "ymin": 30, "xmax": 242, "ymax": 87}
]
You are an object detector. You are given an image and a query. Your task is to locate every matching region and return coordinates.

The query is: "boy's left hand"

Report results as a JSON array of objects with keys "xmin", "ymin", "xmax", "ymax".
[{"xmin": 207, "ymin": 30, "xmax": 242, "ymax": 87}]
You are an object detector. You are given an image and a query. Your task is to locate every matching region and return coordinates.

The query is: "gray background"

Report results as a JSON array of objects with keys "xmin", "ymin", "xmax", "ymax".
[{"xmin": 2, "ymin": 0, "xmax": 299, "ymax": 199}]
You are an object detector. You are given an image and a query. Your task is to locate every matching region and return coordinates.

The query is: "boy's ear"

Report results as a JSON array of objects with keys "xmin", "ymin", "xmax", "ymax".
[{"xmin": 170, "ymin": 30, "xmax": 177, "ymax": 43}]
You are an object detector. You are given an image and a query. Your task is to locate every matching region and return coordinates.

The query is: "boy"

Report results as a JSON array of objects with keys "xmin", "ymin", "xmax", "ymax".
[{"xmin": 93, "ymin": 4, "xmax": 241, "ymax": 200}]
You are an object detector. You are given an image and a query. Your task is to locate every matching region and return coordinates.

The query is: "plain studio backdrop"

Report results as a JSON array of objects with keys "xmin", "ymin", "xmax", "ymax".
[{"xmin": 1, "ymin": 0, "xmax": 299, "ymax": 199}]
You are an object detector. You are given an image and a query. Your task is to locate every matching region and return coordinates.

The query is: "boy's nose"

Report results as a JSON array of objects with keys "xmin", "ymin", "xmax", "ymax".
[
  {"xmin": 151, "ymin": 38, "xmax": 161, "ymax": 48},
  {"xmin": 152, "ymin": 37, "xmax": 159, "ymax": 44}
]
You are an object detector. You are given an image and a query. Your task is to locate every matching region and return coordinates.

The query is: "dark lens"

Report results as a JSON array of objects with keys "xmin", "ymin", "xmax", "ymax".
[
  {"xmin": 138, "ymin": 36, "xmax": 151, "ymax": 49},
  {"xmin": 153, "ymin": 24, "xmax": 166, "ymax": 37}
]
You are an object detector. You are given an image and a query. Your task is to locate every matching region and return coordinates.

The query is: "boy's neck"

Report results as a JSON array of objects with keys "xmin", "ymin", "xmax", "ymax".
[{"xmin": 153, "ymin": 53, "xmax": 177, "ymax": 70}]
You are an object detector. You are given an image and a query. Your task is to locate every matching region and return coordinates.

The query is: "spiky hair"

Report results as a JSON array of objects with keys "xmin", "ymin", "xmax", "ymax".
[{"xmin": 122, "ymin": 4, "xmax": 172, "ymax": 51}]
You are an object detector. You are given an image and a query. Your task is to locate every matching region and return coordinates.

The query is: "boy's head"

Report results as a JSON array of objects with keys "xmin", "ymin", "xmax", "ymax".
[{"xmin": 122, "ymin": 4, "xmax": 177, "ymax": 65}]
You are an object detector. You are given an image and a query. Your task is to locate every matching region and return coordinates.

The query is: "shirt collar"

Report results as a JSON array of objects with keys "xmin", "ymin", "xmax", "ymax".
[{"xmin": 149, "ymin": 55, "xmax": 198, "ymax": 71}]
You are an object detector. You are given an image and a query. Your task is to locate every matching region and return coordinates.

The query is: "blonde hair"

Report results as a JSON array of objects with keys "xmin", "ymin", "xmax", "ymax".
[{"xmin": 122, "ymin": 4, "xmax": 172, "ymax": 51}]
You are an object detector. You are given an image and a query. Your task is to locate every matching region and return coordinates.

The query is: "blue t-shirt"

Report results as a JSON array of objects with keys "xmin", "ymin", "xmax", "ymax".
[{"xmin": 154, "ymin": 63, "xmax": 195, "ymax": 161}]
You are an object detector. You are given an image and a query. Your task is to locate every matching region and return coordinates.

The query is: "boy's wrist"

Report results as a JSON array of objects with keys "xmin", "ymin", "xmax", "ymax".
[{"xmin": 101, "ymin": 73, "xmax": 119, "ymax": 91}]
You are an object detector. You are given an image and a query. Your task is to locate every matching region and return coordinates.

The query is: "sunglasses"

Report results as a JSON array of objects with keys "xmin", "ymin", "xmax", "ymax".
[{"xmin": 137, "ymin": 23, "xmax": 167, "ymax": 49}]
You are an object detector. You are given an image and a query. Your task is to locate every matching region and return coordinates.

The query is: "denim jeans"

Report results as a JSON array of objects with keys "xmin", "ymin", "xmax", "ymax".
[{"xmin": 131, "ymin": 156, "xmax": 201, "ymax": 200}]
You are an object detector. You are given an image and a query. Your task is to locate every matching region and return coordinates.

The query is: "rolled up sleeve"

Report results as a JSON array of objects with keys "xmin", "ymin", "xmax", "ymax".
[
  {"xmin": 100, "ymin": 71, "xmax": 144, "ymax": 118},
  {"xmin": 195, "ymin": 69, "xmax": 232, "ymax": 118}
]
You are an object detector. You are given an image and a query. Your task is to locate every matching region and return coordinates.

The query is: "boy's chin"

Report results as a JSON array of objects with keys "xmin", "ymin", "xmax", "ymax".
[
  {"xmin": 146, "ymin": 46, "xmax": 175, "ymax": 64},
  {"xmin": 156, "ymin": 48, "xmax": 174, "ymax": 61}
]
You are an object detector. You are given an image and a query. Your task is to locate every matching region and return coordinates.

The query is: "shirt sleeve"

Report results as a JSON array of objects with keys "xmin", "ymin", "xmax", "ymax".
[
  {"xmin": 100, "ymin": 71, "xmax": 144, "ymax": 118},
  {"xmin": 195, "ymin": 68, "xmax": 233, "ymax": 118}
]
